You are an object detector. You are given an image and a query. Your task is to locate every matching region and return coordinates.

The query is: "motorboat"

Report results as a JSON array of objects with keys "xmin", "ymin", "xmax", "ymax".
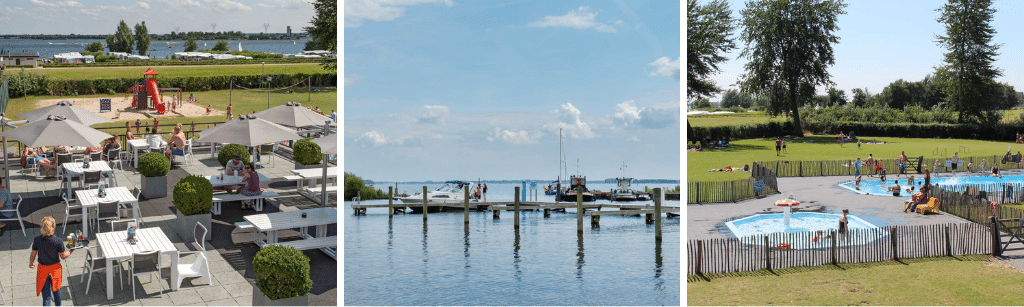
[
  {"xmin": 558, "ymin": 175, "xmax": 596, "ymax": 202},
  {"xmin": 611, "ymin": 177, "xmax": 638, "ymax": 201},
  {"xmin": 544, "ymin": 180, "xmax": 559, "ymax": 195},
  {"xmin": 398, "ymin": 180, "xmax": 475, "ymax": 205}
]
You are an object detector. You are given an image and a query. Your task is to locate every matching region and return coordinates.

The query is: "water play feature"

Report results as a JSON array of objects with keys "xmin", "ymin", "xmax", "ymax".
[
  {"xmin": 839, "ymin": 174, "xmax": 1024, "ymax": 196},
  {"xmin": 726, "ymin": 212, "xmax": 881, "ymax": 249}
]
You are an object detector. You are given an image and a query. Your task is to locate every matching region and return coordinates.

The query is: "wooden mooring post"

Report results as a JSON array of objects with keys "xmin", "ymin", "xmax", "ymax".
[
  {"xmin": 388, "ymin": 187, "xmax": 393, "ymax": 218},
  {"xmin": 514, "ymin": 187, "xmax": 521, "ymax": 229},
  {"xmin": 464, "ymin": 186, "xmax": 470, "ymax": 224},
  {"xmin": 577, "ymin": 186, "xmax": 584, "ymax": 233},
  {"xmin": 422, "ymin": 186, "xmax": 428, "ymax": 222},
  {"xmin": 655, "ymin": 188, "xmax": 662, "ymax": 241}
]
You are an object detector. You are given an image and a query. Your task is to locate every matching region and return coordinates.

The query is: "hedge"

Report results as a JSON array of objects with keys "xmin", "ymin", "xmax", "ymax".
[
  {"xmin": 690, "ymin": 120, "xmax": 1023, "ymax": 142},
  {"xmin": 3, "ymin": 72, "xmax": 337, "ymax": 97},
  {"xmin": 37, "ymin": 57, "xmax": 322, "ymax": 68}
]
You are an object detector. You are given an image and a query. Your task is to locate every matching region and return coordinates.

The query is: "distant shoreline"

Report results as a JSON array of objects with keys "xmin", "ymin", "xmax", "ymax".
[{"xmin": 367, "ymin": 179, "xmax": 681, "ymax": 185}]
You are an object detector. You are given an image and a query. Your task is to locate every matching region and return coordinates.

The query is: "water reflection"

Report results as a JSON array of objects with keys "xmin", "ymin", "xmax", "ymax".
[
  {"xmin": 576, "ymin": 232, "xmax": 585, "ymax": 279},
  {"xmin": 514, "ymin": 228, "xmax": 522, "ymax": 281},
  {"xmin": 463, "ymin": 224, "xmax": 471, "ymax": 268},
  {"xmin": 654, "ymin": 239, "xmax": 664, "ymax": 290}
]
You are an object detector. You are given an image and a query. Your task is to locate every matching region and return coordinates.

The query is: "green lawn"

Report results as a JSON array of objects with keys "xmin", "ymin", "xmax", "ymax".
[
  {"xmin": 688, "ymin": 255, "xmax": 1024, "ymax": 305},
  {"xmin": 687, "ymin": 112, "xmax": 786, "ymax": 127},
  {"xmin": 27, "ymin": 63, "xmax": 329, "ymax": 79},
  {"xmin": 688, "ymin": 135, "xmax": 1017, "ymax": 182}
]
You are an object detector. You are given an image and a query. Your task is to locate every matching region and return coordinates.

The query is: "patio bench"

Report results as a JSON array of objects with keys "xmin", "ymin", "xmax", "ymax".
[
  {"xmin": 234, "ymin": 221, "xmax": 259, "ymax": 245},
  {"xmin": 282, "ymin": 175, "xmax": 304, "ymax": 191},
  {"xmin": 268, "ymin": 236, "xmax": 337, "ymax": 251},
  {"xmin": 211, "ymin": 191, "xmax": 279, "ymax": 215},
  {"xmin": 302, "ymin": 186, "xmax": 338, "ymax": 202}
]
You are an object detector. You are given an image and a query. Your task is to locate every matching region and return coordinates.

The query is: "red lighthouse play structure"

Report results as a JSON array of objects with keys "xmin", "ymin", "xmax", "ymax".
[{"xmin": 130, "ymin": 68, "xmax": 167, "ymax": 114}]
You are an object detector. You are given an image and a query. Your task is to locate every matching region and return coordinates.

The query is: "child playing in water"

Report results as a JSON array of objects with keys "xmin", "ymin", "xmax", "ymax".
[{"xmin": 812, "ymin": 230, "xmax": 832, "ymax": 243}]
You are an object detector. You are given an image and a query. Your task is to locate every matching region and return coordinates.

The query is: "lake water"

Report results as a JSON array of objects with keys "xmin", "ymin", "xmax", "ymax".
[
  {"xmin": 344, "ymin": 182, "xmax": 680, "ymax": 306},
  {"xmin": 0, "ymin": 38, "xmax": 311, "ymax": 59}
]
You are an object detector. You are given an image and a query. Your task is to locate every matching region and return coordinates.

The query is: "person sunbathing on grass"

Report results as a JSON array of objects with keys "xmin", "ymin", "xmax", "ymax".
[{"xmin": 708, "ymin": 166, "xmax": 734, "ymax": 172}]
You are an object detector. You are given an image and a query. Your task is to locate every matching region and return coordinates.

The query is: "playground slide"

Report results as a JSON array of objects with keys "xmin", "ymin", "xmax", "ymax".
[{"xmin": 145, "ymin": 78, "xmax": 166, "ymax": 114}]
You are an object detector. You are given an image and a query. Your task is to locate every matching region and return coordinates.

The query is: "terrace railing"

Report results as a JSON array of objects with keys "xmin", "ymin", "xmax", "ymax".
[{"xmin": 687, "ymin": 223, "xmax": 991, "ymax": 277}]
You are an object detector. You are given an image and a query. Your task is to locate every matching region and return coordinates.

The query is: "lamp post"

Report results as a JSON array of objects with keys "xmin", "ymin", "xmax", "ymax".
[{"xmin": 262, "ymin": 61, "xmax": 267, "ymax": 109}]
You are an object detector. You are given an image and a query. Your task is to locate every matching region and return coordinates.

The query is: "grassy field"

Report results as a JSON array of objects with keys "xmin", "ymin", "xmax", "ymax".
[
  {"xmin": 687, "ymin": 112, "xmax": 786, "ymax": 127},
  {"xmin": 688, "ymin": 135, "xmax": 1019, "ymax": 182},
  {"xmin": 26, "ymin": 63, "xmax": 329, "ymax": 79},
  {"xmin": 688, "ymin": 255, "xmax": 1024, "ymax": 305}
]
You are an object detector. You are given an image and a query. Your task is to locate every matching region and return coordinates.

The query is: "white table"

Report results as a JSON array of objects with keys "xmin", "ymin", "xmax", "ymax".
[
  {"xmin": 63, "ymin": 162, "xmax": 115, "ymax": 200},
  {"xmin": 244, "ymin": 207, "xmax": 336, "ymax": 248},
  {"xmin": 96, "ymin": 227, "xmax": 178, "ymax": 300},
  {"xmin": 204, "ymin": 173, "xmax": 272, "ymax": 187},
  {"xmin": 127, "ymin": 139, "xmax": 167, "ymax": 168},
  {"xmin": 75, "ymin": 187, "xmax": 138, "ymax": 238},
  {"xmin": 291, "ymin": 166, "xmax": 337, "ymax": 188}
]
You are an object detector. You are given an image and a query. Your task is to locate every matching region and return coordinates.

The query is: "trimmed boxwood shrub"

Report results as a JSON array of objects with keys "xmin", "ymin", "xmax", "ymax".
[
  {"xmin": 253, "ymin": 245, "xmax": 312, "ymax": 300},
  {"xmin": 138, "ymin": 152, "xmax": 170, "ymax": 177},
  {"xmin": 217, "ymin": 144, "xmax": 251, "ymax": 167},
  {"xmin": 293, "ymin": 138, "xmax": 322, "ymax": 165},
  {"xmin": 173, "ymin": 175, "xmax": 213, "ymax": 216}
]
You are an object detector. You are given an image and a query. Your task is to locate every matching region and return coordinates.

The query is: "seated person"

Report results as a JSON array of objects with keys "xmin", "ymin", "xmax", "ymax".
[
  {"xmin": 101, "ymin": 137, "xmax": 121, "ymax": 160},
  {"xmin": 992, "ymin": 165, "xmax": 1002, "ymax": 178},
  {"xmin": 53, "ymin": 145, "xmax": 70, "ymax": 155},
  {"xmin": 124, "ymin": 129, "xmax": 136, "ymax": 140},
  {"xmin": 82, "ymin": 144, "xmax": 102, "ymax": 156},
  {"xmin": 36, "ymin": 156, "xmax": 59, "ymax": 178},
  {"xmin": 236, "ymin": 162, "xmax": 263, "ymax": 209},
  {"xmin": 742, "ymin": 164, "xmax": 750, "ymax": 172},
  {"xmin": 164, "ymin": 124, "xmax": 187, "ymax": 162},
  {"xmin": 23, "ymin": 147, "xmax": 45, "ymax": 168},
  {"xmin": 225, "ymin": 155, "xmax": 245, "ymax": 176},
  {"xmin": 881, "ymin": 180, "xmax": 900, "ymax": 197},
  {"xmin": 905, "ymin": 192, "xmax": 926, "ymax": 212}
]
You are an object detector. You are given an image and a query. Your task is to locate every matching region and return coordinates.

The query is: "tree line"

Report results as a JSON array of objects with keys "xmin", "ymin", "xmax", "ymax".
[{"xmin": 689, "ymin": 0, "xmax": 1009, "ymax": 134}]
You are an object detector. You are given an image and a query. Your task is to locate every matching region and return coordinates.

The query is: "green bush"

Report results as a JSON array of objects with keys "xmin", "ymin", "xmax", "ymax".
[
  {"xmin": 138, "ymin": 152, "xmax": 170, "ymax": 177},
  {"xmin": 217, "ymin": 144, "xmax": 251, "ymax": 167},
  {"xmin": 172, "ymin": 175, "xmax": 213, "ymax": 215},
  {"xmin": 4, "ymin": 71, "xmax": 336, "ymax": 98},
  {"xmin": 253, "ymin": 245, "xmax": 312, "ymax": 300},
  {"xmin": 293, "ymin": 138, "xmax": 322, "ymax": 165}
]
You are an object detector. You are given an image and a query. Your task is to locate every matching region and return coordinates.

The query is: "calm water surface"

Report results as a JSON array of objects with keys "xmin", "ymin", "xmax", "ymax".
[{"xmin": 344, "ymin": 183, "xmax": 680, "ymax": 306}]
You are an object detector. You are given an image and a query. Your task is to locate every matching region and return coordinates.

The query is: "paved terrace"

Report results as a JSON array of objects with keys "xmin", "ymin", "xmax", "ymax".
[{"xmin": 0, "ymin": 151, "xmax": 337, "ymax": 306}]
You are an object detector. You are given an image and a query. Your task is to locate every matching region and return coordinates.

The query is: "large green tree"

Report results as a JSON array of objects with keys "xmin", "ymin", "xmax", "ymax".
[
  {"xmin": 304, "ymin": 0, "xmax": 337, "ymax": 71},
  {"xmin": 106, "ymin": 20, "xmax": 135, "ymax": 53},
  {"xmin": 687, "ymin": 0, "xmax": 737, "ymax": 99},
  {"xmin": 84, "ymin": 41, "xmax": 104, "ymax": 53},
  {"xmin": 184, "ymin": 38, "xmax": 198, "ymax": 52},
  {"xmin": 135, "ymin": 21, "xmax": 151, "ymax": 56},
  {"xmin": 738, "ymin": 0, "xmax": 847, "ymax": 136},
  {"xmin": 212, "ymin": 41, "xmax": 229, "ymax": 52},
  {"xmin": 935, "ymin": 0, "xmax": 1002, "ymax": 124}
]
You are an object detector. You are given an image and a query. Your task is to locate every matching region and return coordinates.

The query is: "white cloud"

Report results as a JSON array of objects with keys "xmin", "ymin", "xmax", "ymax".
[
  {"xmin": 137, "ymin": 1, "xmax": 150, "ymax": 9},
  {"xmin": 257, "ymin": 3, "xmax": 273, "ymax": 8},
  {"xmin": 345, "ymin": 0, "xmax": 453, "ymax": 28},
  {"xmin": 344, "ymin": 73, "xmax": 364, "ymax": 86},
  {"xmin": 627, "ymin": 136, "xmax": 641, "ymax": 142},
  {"xmin": 418, "ymin": 105, "xmax": 449, "ymax": 124},
  {"xmin": 79, "ymin": 8, "xmax": 98, "ymax": 16},
  {"xmin": 487, "ymin": 128, "xmax": 542, "ymax": 145},
  {"xmin": 613, "ymin": 100, "xmax": 680, "ymax": 129},
  {"xmin": 29, "ymin": 0, "xmax": 83, "ymax": 7},
  {"xmin": 526, "ymin": 6, "xmax": 617, "ymax": 33},
  {"xmin": 356, "ymin": 130, "xmax": 405, "ymax": 147},
  {"xmin": 550, "ymin": 103, "xmax": 595, "ymax": 139},
  {"xmin": 649, "ymin": 56, "xmax": 680, "ymax": 80},
  {"xmin": 203, "ymin": 0, "xmax": 251, "ymax": 11},
  {"xmin": 613, "ymin": 100, "xmax": 642, "ymax": 127},
  {"xmin": 65, "ymin": 1, "xmax": 83, "ymax": 7}
]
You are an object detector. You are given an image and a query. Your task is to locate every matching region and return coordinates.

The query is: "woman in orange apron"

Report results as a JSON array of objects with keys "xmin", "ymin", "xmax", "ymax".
[{"xmin": 29, "ymin": 216, "xmax": 75, "ymax": 306}]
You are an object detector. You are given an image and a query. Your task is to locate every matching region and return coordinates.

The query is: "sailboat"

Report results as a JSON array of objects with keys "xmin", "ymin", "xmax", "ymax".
[
  {"xmin": 545, "ymin": 128, "xmax": 565, "ymax": 196},
  {"xmin": 167, "ymin": 42, "xmax": 173, "ymax": 48},
  {"xmin": 555, "ymin": 132, "xmax": 595, "ymax": 202},
  {"xmin": 238, "ymin": 42, "xmax": 243, "ymax": 51}
]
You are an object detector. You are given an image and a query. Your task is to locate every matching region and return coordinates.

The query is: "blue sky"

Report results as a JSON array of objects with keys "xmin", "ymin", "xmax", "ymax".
[
  {"xmin": 343, "ymin": 0, "xmax": 681, "ymax": 182},
  {"xmin": 0, "ymin": 0, "xmax": 314, "ymax": 35},
  {"xmin": 702, "ymin": 0, "xmax": 1024, "ymax": 102}
]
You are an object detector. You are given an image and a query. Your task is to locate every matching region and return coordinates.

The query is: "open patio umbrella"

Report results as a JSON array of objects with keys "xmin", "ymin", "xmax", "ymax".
[
  {"xmin": 253, "ymin": 101, "xmax": 334, "ymax": 128},
  {"xmin": 197, "ymin": 114, "xmax": 302, "ymax": 147},
  {"xmin": 0, "ymin": 115, "xmax": 112, "ymax": 148},
  {"xmin": 311, "ymin": 131, "xmax": 336, "ymax": 206},
  {"xmin": 17, "ymin": 100, "xmax": 113, "ymax": 126}
]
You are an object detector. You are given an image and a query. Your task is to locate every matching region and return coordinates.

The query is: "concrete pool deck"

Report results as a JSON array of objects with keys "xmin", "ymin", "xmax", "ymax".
[{"xmin": 688, "ymin": 175, "xmax": 975, "ymax": 240}]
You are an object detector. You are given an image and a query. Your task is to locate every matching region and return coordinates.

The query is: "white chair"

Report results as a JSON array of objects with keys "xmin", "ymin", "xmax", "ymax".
[
  {"xmin": 61, "ymin": 193, "xmax": 84, "ymax": 234},
  {"xmin": 258, "ymin": 143, "xmax": 275, "ymax": 168},
  {"xmin": 118, "ymin": 189, "xmax": 143, "ymax": 224},
  {"xmin": 81, "ymin": 248, "xmax": 122, "ymax": 293},
  {"xmin": 130, "ymin": 251, "xmax": 163, "ymax": 300},
  {"xmin": 0, "ymin": 195, "xmax": 25, "ymax": 236},
  {"xmin": 107, "ymin": 148, "xmax": 124, "ymax": 172},
  {"xmin": 174, "ymin": 222, "xmax": 210, "ymax": 288},
  {"xmin": 171, "ymin": 140, "xmax": 194, "ymax": 167}
]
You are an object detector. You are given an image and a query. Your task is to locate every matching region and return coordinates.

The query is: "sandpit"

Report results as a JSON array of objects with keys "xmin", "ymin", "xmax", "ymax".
[{"xmin": 34, "ymin": 96, "xmax": 224, "ymax": 122}]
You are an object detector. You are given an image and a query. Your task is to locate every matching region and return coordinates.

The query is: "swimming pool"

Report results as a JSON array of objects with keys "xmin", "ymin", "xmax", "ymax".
[
  {"xmin": 838, "ymin": 174, "xmax": 1024, "ymax": 196},
  {"xmin": 726, "ymin": 212, "xmax": 882, "ymax": 249}
]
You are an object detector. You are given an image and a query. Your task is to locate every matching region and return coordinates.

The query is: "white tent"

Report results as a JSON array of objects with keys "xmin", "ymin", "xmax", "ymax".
[{"xmin": 686, "ymin": 111, "xmax": 710, "ymax": 115}]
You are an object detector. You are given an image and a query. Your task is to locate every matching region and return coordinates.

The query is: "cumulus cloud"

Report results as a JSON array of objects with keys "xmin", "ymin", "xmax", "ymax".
[
  {"xmin": 137, "ymin": 1, "xmax": 150, "ymax": 9},
  {"xmin": 649, "ymin": 56, "xmax": 680, "ymax": 80},
  {"xmin": 203, "ymin": 0, "xmax": 251, "ymax": 11},
  {"xmin": 550, "ymin": 103, "xmax": 595, "ymax": 139},
  {"xmin": 613, "ymin": 100, "xmax": 679, "ymax": 129},
  {"xmin": 526, "ymin": 6, "xmax": 617, "ymax": 33},
  {"xmin": 356, "ymin": 130, "xmax": 405, "ymax": 147},
  {"xmin": 627, "ymin": 136, "xmax": 641, "ymax": 142},
  {"xmin": 344, "ymin": 73, "xmax": 364, "ymax": 86},
  {"xmin": 30, "ymin": 0, "xmax": 82, "ymax": 7},
  {"xmin": 346, "ymin": 0, "xmax": 453, "ymax": 28},
  {"xmin": 487, "ymin": 128, "xmax": 542, "ymax": 145},
  {"xmin": 418, "ymin": 105, "xmax": 449, "ymax": 124}
]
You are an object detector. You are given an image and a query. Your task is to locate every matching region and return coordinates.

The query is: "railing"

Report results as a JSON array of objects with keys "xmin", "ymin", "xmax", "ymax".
[
  {"xmin": 688, "ymin": 161, "xmax": 779, "ymax": 204},
  {"xmin": 758, "ymin": 155, "xmax": 1024, "ymax": 178},
  {"xmin": 687, "ymin": 223, "xmax": 991, "ymax": 277}
]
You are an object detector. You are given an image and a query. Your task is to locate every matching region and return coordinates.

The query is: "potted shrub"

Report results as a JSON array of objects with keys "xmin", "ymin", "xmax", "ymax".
[
  {"xmin": 252, "ymin": 245, "xmax": 312, "ymax": 306},
  {"xmin": 138, "ymin": 152, "xmax": 170, "ymax": 198},
  {"xmin": 172, "ymin": 175, "xmax": 213, "ymax": 242},
  {"xmin": 293, "ymin": 137, "xmax": 321, "ymax": 170},
  {"xmin": 217, "ymin": 144, "xmax": 251, "ymax": 167}
]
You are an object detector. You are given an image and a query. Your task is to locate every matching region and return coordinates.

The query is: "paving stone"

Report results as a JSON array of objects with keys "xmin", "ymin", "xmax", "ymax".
[
  {"xmin": 195, "ymin": 284, "xmax": 231, "ymax": 301},
  {"xmin": 206, "ymin": 297, "xmax": 241, "ymax": 306},
  {"xmin": 165, "ymin": 288, "xmax": 204, "ymax": 305},
  {"xmin": 213, "ymin": 271, "xmax": 248, "ymax": 285},
  {"xmin": 221, "ymin": 281, "xmax": 253, "ymax": 299},
  {"xmin": 137, "ymin": 295, "xmax": 174, "ymax": 306}
]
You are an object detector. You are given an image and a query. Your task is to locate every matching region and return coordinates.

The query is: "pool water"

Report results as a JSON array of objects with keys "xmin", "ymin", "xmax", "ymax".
[
  {"xmin": 838, "ymin": 174, "xmax": 1024, "ymax": 196},
  {"xmin": 726, "ymin": 212, "xmax": 882, "ymax": 249}
]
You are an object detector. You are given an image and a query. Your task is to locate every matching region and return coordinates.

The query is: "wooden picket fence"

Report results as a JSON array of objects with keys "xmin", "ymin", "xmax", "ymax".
[
  {"xmin": 758, "ymin": 154, "xmax": 1024, "ymax": 179},
  {"xmin": 688, "ymin": 162, "xmax": 779, "ymax": 204},
  {"xmin": 686, "ymin": 223, "xmax": 991, "ymax": 277}
]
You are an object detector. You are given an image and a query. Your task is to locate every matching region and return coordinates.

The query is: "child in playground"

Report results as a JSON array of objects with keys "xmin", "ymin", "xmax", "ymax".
[
  {"xmin": 855, "ymin": 176, "xmax": 862, "ymax": 190},
  {"xmin": 135, "ymin": 119, "xmax": 141, "ymax": 133},
  {"xmin": 227, "ymin": 103, "xmax": 233, "ymax": 120},
  {"xmin": 206, "ymin": 104, "xmax": 211, "ymax": 115},
  {"xmin": 153, "ymin": 118, "xmax": 159, "ymax": 130}
]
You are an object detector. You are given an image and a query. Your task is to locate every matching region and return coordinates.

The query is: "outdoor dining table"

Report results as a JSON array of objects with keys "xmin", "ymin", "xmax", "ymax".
[
  {"xmin": 126, "ymin": 138, "xmax": 167, "ymax": 168},
  {"xmin": 244, "ymin": 207, "xmax": 337, "ymax": 257},
  {"xmin": 62, "ymin": 161, "xmax": 115, "ymax": 199},
  {"xmin": 75, "ymin": 186, "xmax": 139, "ymax": 238},
  {"xmin": 96, "ymin": 227, "xmax": 179, "ymax": 300},
  {"xmin": 204, "ymin": 173, "xmax": 272, "ymax": 187},
  {"xmin": 290, "ymin": 166, "xmax": 337, "ymax": 188}
]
